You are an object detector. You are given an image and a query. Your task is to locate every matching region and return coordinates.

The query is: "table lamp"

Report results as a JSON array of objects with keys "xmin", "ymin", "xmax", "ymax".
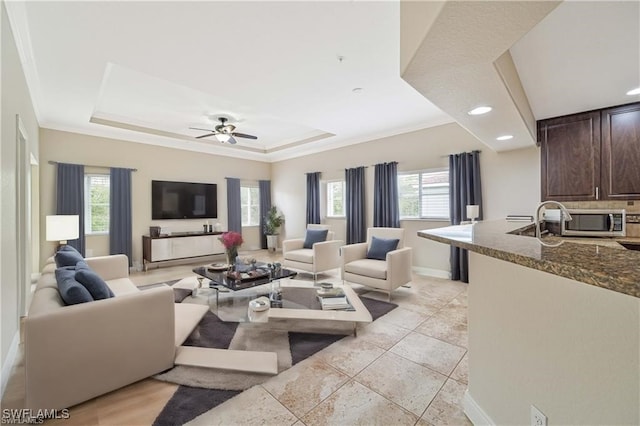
[
  {"xmin": 466, "ymin": 205, "xmax": 479, "ymax": 224},
  {"xmin": 46, "ymin": 215, "xmax": 79, "ymax": 247}
]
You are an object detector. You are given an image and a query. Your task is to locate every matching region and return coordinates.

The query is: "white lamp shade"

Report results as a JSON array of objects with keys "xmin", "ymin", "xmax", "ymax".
[
  {"xmin": 215, "ymin": 133, "xmax": 231, "ymax": 143},
  {"xmin": 466, "ymin": 205, "xmax": 480, "ymax": 220},
  {"xmin": 46, "ymin": 215, "xmax": 79, "ymax": 242}
]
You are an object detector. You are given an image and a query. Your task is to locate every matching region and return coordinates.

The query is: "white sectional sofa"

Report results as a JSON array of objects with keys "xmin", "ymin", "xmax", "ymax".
[{"xmin": 25, "ymin": 254, "xmax": 208, "ymax": 410}]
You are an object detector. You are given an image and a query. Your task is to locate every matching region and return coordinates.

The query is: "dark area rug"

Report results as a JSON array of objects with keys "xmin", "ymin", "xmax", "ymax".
[{"xmin": 153, "ymin": 296, "xmax": 397, "ymax": 426}]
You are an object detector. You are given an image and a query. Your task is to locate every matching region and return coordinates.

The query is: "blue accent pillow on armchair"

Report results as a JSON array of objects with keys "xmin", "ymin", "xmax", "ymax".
[
  {"xmin": 75, "ymin": 261, "xmax": 114, "ymax": 300},
  {"xmin": 54, "ymin": 245, "xmax": 84, "ymax": 267},
  {"xmin": 55, "ymin": 267, "xmax": 94, "ymax": 305},
  {"xmin": 303, "ymin": 229, "xmax": 329, "ymax": 249},
  {"xmin": 366, "ymin": 236, "xmax": 400, "ymax": 260}
]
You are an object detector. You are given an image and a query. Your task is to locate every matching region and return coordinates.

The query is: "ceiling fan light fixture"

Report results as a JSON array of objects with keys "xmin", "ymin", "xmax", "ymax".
[{"xmin": 216, "ymin": 133, "xmax": 231, "ymax": 143}]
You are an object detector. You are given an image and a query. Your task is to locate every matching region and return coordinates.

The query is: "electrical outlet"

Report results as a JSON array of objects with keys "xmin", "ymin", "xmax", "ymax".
[{"xmin": 531, "ymin": 405, "xmax": 547, "ymax": 426}]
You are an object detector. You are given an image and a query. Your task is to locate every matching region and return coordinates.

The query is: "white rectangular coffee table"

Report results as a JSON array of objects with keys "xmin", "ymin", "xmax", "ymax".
[
  {"xmin": 245, "ymin": 280, "xmax": 373, "ymax": 335},
  {"xmin": 176, "ymin": 277, "xmax": 373, "ymax": 335}
]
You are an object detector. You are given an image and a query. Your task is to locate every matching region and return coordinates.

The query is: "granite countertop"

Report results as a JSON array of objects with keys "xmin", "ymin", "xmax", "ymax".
[{"xmin": 418, "ymin": 220, "xmax": 640, "ymax": 298}]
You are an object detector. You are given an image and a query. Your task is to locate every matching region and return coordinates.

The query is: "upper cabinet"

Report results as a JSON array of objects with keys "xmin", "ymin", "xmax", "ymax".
[
  {"xmin": 601, "ymin": 103, "xmax": 640, "ymax": 200},
  {"xmin": 538, "ymin": 102, "xmax": 640, "ymax": 201}
]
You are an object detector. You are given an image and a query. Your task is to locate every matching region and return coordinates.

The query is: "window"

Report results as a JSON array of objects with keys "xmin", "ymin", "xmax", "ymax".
[
  {"xmin": 84, "ymin": 174, "xmax": 110, "ymax": 234},
  {"xmin": 241, "ymin": 185, "xmax": 260, "ymax": 226},
  {"xmin": 398, "ymin": 169, "xmax": 450, "ymax": 220},
  {"xmin": 327, "ymin": 180, "xmax": 345, "ymax": 217}
]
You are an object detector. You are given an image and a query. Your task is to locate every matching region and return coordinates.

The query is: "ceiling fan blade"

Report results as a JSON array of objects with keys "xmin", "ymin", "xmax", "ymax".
[
  {"xmin": 195, "ymin": 133, "xmax": 216, "ymax": 139},
  {"xmin": 189, "ymin": 127, "xmax": 215, "ymax": 132},
  {"xmin": 231, "ymin": 132, "xmax": 258, "ymax": 140},
  {"xmin": 227, "ymin": 136, "xmax": 238, "ymax": 145}
]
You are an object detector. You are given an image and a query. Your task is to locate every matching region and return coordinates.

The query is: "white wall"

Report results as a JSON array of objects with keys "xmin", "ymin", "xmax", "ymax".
[
  {"xmin": 1, "ymin": 0, "xmax": 40, "ymax": 377},
  {"xmin": 39, "ymin": 129, "xmax": 271, "ymax": 267},
  {"xmin": 272, "ymin": 122, "xmax": 540, "ymax": 273},
  {"xmin": 468, "ymin": 253, "xmax": 639, "ymax": 425}
]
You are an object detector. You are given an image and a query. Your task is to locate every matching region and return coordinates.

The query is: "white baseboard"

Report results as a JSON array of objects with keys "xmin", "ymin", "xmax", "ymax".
[
  {"xmin": 1, "ymin": 332, "xmax": 20, "ymax": 399},
  {"xmin": 463, "ymin": 389, "xmax": 495, "ymax": 425},
  {"xmin": 413, "ymin": 266, "xmax": 451, "ymax": 280}
]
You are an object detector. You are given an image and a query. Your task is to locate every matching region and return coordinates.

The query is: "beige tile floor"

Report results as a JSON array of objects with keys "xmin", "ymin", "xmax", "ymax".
[{"xmin": 2, "ymin": 250, "xmax": 471, "ymax": 425}]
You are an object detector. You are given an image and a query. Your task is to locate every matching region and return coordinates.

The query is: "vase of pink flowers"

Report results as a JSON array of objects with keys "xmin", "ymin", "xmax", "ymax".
[{"xmin": 219, "ymin": 231, "xmax": 243, "ymax": 266}]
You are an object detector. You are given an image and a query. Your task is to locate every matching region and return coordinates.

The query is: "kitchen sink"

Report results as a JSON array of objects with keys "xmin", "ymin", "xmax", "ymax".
[{"xmin": 619, "ymin": 243, "xmax": 640, "ymax": 251}]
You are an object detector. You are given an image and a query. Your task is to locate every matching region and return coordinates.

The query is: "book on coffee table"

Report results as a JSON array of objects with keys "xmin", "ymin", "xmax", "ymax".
[
  {"xmin": 316, "ymin": 287, "xmax": 345, "ymax": 298},
  {"xmin": 319, "ymin": 296, "xmax": 351, "ymax": 310}
]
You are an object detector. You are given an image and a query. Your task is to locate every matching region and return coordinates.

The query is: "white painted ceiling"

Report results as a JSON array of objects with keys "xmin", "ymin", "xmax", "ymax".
[
  {"xmin": 510, "ymin": 0, "xmax": 640, "ymax": 121},
  {"xmin": 7, "ymin": 1, "xmax": 640, "ymax": 161}
]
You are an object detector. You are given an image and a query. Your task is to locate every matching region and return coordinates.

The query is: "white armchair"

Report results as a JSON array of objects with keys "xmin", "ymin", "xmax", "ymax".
[
  {"xmin": 341, "ymin": 227, "xmax": 412, "ymax": 300},
  {"xmin": 282, "ymin": 225, "xmax": 344, "ymax": 280}
]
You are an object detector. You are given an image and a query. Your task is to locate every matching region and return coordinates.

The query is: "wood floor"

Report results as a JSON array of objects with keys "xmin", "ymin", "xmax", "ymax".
[{"xmin": 1, "ymin": 249, "xmax": 284, "ymax": 425}]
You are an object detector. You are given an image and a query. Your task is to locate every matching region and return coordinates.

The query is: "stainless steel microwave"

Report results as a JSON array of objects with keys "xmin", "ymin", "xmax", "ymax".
[{"xmin": 544, "ymin": 209, "xmax": 626, "ymax": 237}]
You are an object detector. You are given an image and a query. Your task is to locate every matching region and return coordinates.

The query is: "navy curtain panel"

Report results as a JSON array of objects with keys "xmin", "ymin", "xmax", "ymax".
[
  {"xmin": 449, "ymin": 150, "xmax": 483, "ymax": 283},
  {"xmin": 345, "ymin": 166, "xmax": 366, "ymax": 244},
  {"xmin": 258, "ymin": 180, "xmax": 272, "ymax": 249},
  {"xmin": 56, "ymin": 163, "xmax": 85, "ymax": 255},
  {"xmin": 373, "ymin": 161, "xmax": 400, "ymax": 228},
  {"xmin": 306, "ymin": 172, "xmax": 321, "ymax": 225},
  {"xmin": 226, "ymin": 178, "xmax": 242, "ymax": 234},
  {"xmin": 109, "ymin": 168, "xmax": 133, "ymax": 266}
]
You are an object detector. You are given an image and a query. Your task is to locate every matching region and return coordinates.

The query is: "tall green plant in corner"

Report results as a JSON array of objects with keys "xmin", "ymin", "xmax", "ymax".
[{"xmin": 264, "ymin": 206, "xmax": 285, "ymax": 235}]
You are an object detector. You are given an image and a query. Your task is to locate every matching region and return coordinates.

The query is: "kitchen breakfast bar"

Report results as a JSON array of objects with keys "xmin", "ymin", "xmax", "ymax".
[{"xmin": 419, "ymin": 221, "xmax": 640, "ymax": 426}]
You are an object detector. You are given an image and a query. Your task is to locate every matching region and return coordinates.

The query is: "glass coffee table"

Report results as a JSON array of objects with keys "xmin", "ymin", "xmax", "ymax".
[{"xmin": 192, "ymin": 262, "xmax": 297, "ymax": 291}]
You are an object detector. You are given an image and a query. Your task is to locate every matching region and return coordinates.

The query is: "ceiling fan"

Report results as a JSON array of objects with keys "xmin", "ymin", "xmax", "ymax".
[{"xmin": 189, "ymin": 117, "xmax": 258, "ymax": 145}]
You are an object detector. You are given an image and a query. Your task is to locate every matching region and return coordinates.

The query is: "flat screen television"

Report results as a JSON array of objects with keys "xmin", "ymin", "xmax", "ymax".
[{"xmin": 152, "ymin": 180, "xmax": 217, "ymax": 220}]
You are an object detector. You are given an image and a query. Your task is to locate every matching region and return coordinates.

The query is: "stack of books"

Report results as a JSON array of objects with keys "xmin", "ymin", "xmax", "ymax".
[
  {"xmin": 319, "ymin": 296, "xmax": 351, "ymax": 310},
  {"xmin": 316, "ymin": 287, "xmax": 345, "ymax": 298},
  {"xmin": 316, "ymin": 286, "xmax": 350, "ymax": 310}
]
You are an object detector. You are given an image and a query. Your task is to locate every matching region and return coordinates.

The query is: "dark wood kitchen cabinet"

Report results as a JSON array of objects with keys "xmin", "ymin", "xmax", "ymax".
[
  {"xmin": 539, "ymin": 110, "xmax": 601, "ymax": 201},
  {"xmin": 601, "ymin": 103, "xmax": 640, "ymax": 199},
  {"xmin": 539, "ymin": 102, "xmax": 640, "ymax": 201}
]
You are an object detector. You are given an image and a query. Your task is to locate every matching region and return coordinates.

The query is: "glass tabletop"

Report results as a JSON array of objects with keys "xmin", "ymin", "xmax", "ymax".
[
  {"xmin": 212, "ymin": 283, "xmax": 320, "ymax": 322},
  {"xmin": 192, "ymin": 262, "xmax": 297, "ymax": 291}
]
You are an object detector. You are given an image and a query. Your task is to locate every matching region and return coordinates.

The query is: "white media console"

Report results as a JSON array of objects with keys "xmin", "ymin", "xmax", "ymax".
[{"xmin": 142, "ymin": 232, "xmax": 225, "ymax": 270}]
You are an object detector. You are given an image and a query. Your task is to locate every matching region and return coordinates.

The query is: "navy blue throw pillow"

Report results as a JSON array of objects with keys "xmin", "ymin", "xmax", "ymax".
[
  {"xmin": 54, "ymin": 245, "xmax": 84, "ymax": 267},
  {"xmin": 75, "ymin": 261, "xmax": 114, "ymax": 300},
  {"xmin": 366, "ymin": 236, "xmax": 400, "ymax": 261},
  {"xmin": 55, "ymin": 267, "xmax": 94, "ymax": 305},
  {"xmin": 303, "ymin": 229, "xmax": 329, "ymax": 249}
]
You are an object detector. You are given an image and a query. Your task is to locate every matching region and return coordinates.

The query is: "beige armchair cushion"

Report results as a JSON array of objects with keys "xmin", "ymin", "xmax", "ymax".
[
  {"xmin": 344, "ymin": 259, "xmax": 387, "ymax": 280},
  {"xmin": 285, "ymin": 248, "xmax": 314, "ymax": 264}
]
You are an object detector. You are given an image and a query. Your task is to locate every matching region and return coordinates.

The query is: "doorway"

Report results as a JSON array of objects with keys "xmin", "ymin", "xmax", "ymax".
[{"xmin": 16, "ymin": 115, "xmax": 32, "ymax": 316}]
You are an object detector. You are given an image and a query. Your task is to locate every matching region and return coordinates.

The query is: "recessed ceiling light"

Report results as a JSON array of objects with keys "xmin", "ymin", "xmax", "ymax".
[
  {"xmin": 626, "ymin": 87, "xmax": 640, "ymax": 96},
  {"xmin": 496, "ymin": 135, "xmax": 514, "ymax": 141},
  {"xmin": 468, "ymin": 106, "xmax": 492, "ymax": 115}
]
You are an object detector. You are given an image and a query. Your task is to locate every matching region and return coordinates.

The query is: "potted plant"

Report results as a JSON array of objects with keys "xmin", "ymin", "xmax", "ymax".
[{"xmin": 264, "ymin": 206, "xmax": 284, "ymax": 252}]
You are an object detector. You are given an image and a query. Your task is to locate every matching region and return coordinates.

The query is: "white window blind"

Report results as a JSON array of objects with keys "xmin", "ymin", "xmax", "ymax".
[
  {"xmin": 326, "ymin": 181, "xmax": 345, "ymax": 217},
  {"xmin": 398, "ymin": 170, "xmax": 450, "ymax": 220},
  {"xmin": 84, "ymin": 174, "xmax": 110, "ymax": 234},
  {"xmin": 241, "ymin": 185, "xmax": 260, "ymax": 226}
]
